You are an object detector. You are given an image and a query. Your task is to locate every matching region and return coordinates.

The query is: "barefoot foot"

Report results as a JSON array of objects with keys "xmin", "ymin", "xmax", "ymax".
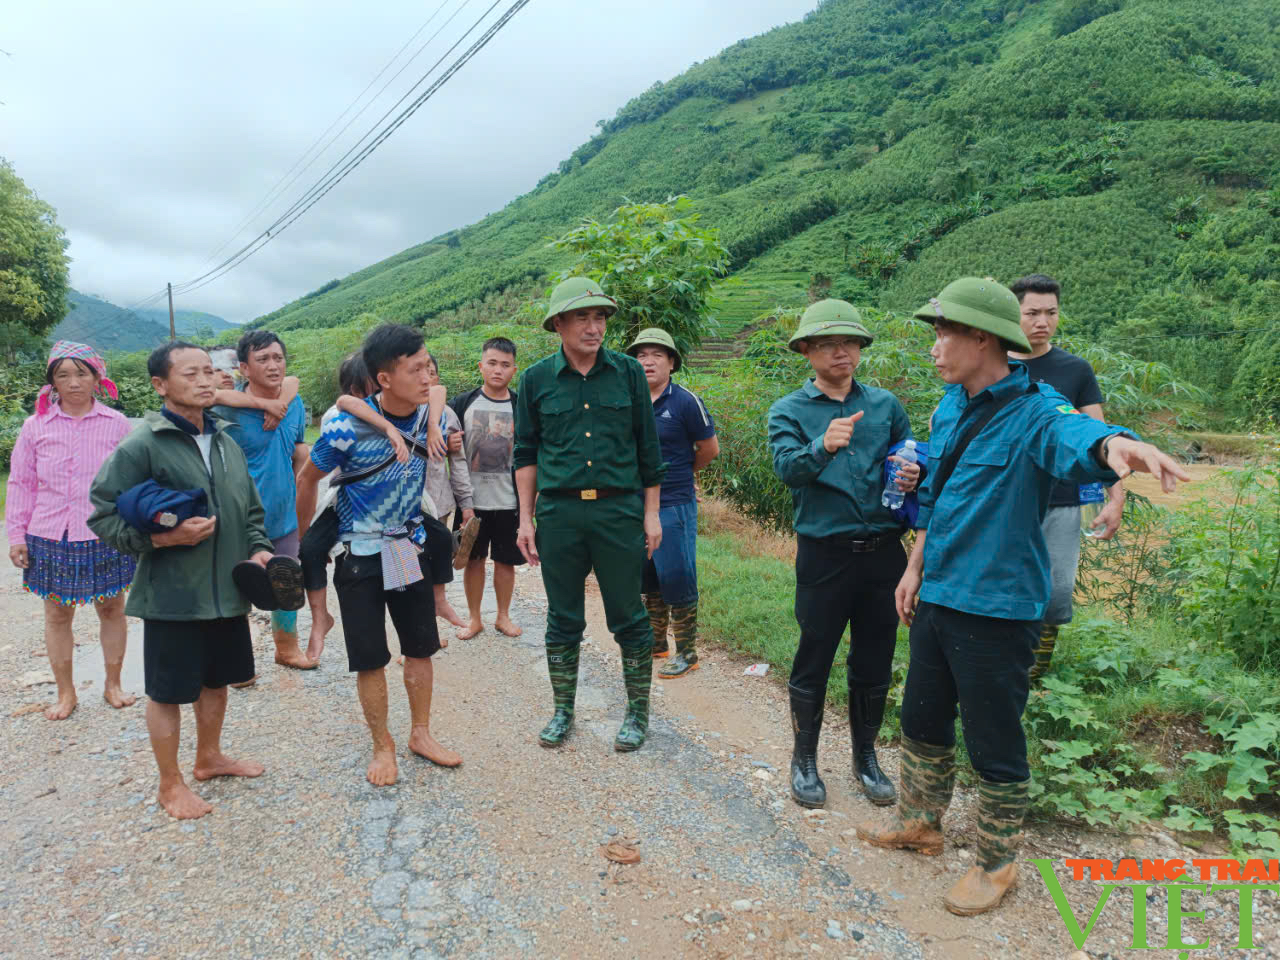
[
  {"xmin": 367, "ymin": 735, "xmax": 398, "ymax": 787},
  {"xmin": 274, "ymin": 646, "xmax": 318, "ymax": 670},
  {"xmin": 305, "ymin": 609, "xmax": 334, "ymax": 662},
  {"xmin": 158, "ymin": 781, "xmax": 213, "ymax": 820},
  {"xmin": 493, "ymin": 616, "xmax": 523, "ymax": 638},
  {"xmin": 456, "ymin": 619, "xmax": 484, "ymax": 641},
  {"xmin": 409, "ymin": 726, "xmax": 462, "ymax": 767},
  {"xmin": 193, "ymin": 753, "xmax": 265, "ymax": 781},
  {"xmin": 103, "ymin": 685, "xmax": 137, "ymax": 709},
  {"xmin": 436, "ymin": 601, "xmax": 467, "ymax": 629},
  {"xmin": 44, "ymin": 692, "xmax": 77, "ymax": 721}
]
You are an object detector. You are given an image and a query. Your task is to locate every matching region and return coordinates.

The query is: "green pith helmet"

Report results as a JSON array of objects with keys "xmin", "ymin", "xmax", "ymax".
[
  {"xmin": 542, "ymin": 277, "xmax": 618, "ymax": 332},
  {"xmin": 787, "ymin": 299, "xmax": 874, "ymax": 353},
  {"xmin": 912, "ymin": 276, "xmax": 1031, "ymax": 352},
  {"xmin": 625, "ymin": 327, "xmax": 682, "ymax": 372}
]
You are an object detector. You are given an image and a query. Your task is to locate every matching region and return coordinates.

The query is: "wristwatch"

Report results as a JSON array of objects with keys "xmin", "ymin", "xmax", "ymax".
[{"xmin": 1095, "ymin": 431, "xmax": 1137, "ymax": 468}]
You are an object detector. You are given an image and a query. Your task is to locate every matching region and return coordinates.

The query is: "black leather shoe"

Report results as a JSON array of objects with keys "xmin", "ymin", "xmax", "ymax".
[{"xmin": 789, "ymin": 684, "xmax": 826, "ymax": 808}]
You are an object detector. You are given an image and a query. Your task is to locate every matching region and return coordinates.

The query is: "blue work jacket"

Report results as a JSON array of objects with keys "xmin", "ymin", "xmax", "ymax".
[{"xmin": 916, "ymin": 363, "xmax": 1124, "ymax": 621}]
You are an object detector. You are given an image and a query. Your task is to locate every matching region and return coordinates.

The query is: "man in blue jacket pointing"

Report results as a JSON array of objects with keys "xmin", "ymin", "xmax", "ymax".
[{"xmin": 858, "ymin": 277, "xmax": 1190, "ymax": 917}]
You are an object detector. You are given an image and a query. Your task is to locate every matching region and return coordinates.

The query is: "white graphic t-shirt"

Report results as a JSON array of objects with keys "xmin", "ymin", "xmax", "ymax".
[{"xmin": 462, "ymin": 393, "xmax": 516, "ymax": 510}]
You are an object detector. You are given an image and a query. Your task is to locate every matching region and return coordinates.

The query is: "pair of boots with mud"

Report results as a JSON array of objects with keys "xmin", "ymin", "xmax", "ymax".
[
  {"xmin": 855, "ymin": 738, "xmax": 1031, "ymax": 916},
  {"xmin": 644, "ymin": 593, "xmax": 698, "ymax": 678},
  {"xmin": 538, "ymin": 643, "xmax": 651, "ymax": 751},
  {"xmin": 788, "ymin": 682, "xmax": 897, "ymax": 809}
]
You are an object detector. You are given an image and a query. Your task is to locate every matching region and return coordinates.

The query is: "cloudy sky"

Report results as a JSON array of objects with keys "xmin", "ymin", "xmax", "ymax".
[{"xmin": 5, "ymin": 0, "xmax": 816, "ymax": 323}]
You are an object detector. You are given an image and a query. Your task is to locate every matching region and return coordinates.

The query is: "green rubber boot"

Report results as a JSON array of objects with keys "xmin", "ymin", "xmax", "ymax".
[
  {"xmin": 539, "ymin": 644, "xmax": 580, "ymax": 748},
  {"xmin": 658, "ymin": 602, "xmax": 699, "ymax": 678},
  {"xmin": 856, "ymin": 736, "xmax": 956, "ymax": 854},
  {"xmin": 943, "ymin": 778, "xmax": 1029, "ymax": 916},
  {"xmin": 644, "ymin": 593, "xmax": 670, "ymax": 658},
  {"xmin": 614, "ymin": 648, "xmax": 652, "ymax": 752},
  {"xmin": 1029, "ymin": 624, "xmax": 1058, "ymax": 683}
]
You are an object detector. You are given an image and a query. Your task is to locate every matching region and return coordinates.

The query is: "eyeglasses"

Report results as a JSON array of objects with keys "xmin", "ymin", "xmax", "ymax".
[{"xmin": 811, "ymin": 338, "xmax": 863, "ymax": 354}]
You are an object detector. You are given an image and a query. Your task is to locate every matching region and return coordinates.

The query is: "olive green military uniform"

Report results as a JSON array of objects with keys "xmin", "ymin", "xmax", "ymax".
[{"xmin": 515, "ymin": 278, "xmax": 666, "ymax": 751}]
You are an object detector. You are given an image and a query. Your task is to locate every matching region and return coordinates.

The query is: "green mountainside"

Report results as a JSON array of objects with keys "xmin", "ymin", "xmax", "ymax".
[
  {"xmin": 254, "ymin": 0, "xmax": 1279, "ymax": 413},
  {"xmin": 56, "ymin": 291, "xmax": 237, "ymax": 353}
]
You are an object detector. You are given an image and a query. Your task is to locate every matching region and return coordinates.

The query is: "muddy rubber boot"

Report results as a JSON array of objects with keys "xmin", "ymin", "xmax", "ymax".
[
  {"xmin": 1028, "ymin": 624, "xmax": 1057, "ymax": 683},
  {"xmin": 658, "ymin": 602, "xmax": 699, "ymax": 678},
  {"xmin": 614, "ymin": 648, "xmax": 651, "ymax": 752},
  {"xmin": 943, "ymin": 777, "xmax": 1029, "ymax": 916},
  {"xmin": 644, "ymin": 593, "xmax": 670, "ymax": 658},
  {"xmin": 850, "ymin": 682, "xmax": 897, "ymax": 806},
  {"xmin": 856, "ymin": 736, "xmax": 955, "ymax": 855},
  {"xmin": 538, "ymin": 644, "xmax": 579, "ymax": 748},
  {"xmin": 788, "ymin": 684, "xmax": 826, "ymax": 809}
]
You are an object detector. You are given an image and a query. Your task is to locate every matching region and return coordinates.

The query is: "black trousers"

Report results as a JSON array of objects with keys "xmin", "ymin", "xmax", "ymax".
[
  {"xmin": 788, "ymin": 534, "xmax": 907, "ymax": 698},
  {"xmin": 899, "ymin": 601, "xmax": 1038, "ymax": 783},
  {"xmin": 301, "ymin": 506, "xmax": 453, "ymax": 592}
]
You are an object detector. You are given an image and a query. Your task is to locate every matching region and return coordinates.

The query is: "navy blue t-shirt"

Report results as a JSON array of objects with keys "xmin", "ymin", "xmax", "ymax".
[{"xmin": 652, "ymin": 381, "xmax": 716, "ymax": 507}]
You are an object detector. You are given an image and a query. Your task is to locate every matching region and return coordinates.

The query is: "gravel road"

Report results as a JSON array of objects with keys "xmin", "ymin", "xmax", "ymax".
[{"xmin": 1, "ymin": 536, "xmax": 1274, "ymax": 959}]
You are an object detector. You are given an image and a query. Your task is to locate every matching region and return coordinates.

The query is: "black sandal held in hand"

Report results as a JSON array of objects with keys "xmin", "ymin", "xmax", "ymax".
[
  {"xmin": 233, "ymin": 561, "xmax": 278, "ymax": 611},
  {"xmin": 265, "ymin": 556, "xmax": 305, "ymax": 611}
]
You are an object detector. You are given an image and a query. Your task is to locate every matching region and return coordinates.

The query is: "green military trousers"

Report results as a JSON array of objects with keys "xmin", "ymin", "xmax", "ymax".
[{"xmin": 534, "ymin": 494, "xmax": 653, "ymax": 651}]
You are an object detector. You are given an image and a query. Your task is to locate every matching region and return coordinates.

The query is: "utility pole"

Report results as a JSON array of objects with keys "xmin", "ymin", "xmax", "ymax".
[{"xmin": 167, "ymin": 283, "xmax": 176, "ymax": 340}]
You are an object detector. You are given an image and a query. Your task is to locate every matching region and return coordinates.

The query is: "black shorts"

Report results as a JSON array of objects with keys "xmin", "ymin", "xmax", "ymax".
[
  {"xmin": 423, "ymin": 513, "xmax": 454, "ymax": 586},
  {"xmin": 300, "ymin": 504, "xmax": 340, "ymax": 592},
  {"xmin": 143, "ymin": 616, "xmax": 255, "ymax": 704},
  {"xmin": 465, "ymin": 508, "xmax": 525, "ymax": 567},
  {"xmin": 332, "ymin": 550, "xmax": 441, "ymax": 672}
]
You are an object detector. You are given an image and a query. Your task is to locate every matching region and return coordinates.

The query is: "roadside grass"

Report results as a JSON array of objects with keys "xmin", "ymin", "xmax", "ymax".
[{"xmin": 695, "ymin": 498, "xmax": 1278, "ymax": 849}]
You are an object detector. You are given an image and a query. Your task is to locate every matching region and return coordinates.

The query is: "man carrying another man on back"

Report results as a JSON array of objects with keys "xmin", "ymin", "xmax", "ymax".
[
  {"xmin": 213, "ymin": 330, "xmax": 312, "ymax": 670},
  {"xmin": 449, "ymin": 337, "xmax": 525, "ymax": 641},
  {"xmin": 1007, "ymin": 273, "xmax": 1124, "ymax": 680}
]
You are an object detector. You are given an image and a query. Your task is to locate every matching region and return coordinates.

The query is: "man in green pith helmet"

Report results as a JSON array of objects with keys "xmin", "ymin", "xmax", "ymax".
[
  {"xmin": 857, "ymin": 277, "xmax": 1189, "ymax": 917},
  {"xmin": 625, "ymin": 328, "xmax": 719, "ymax": 679},
  {"xmin": 767, "ymin": 299, "xmax": 921, "ymax": 811},
  {"xmin": 514, "ymin": 277, "xmax": 666, "ymax": 751}
]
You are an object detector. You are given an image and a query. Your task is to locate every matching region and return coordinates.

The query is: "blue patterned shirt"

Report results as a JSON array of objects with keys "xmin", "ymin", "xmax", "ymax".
[{"xmin": 309, "ymin": 397, "xmax": 429, "ymax": 556}]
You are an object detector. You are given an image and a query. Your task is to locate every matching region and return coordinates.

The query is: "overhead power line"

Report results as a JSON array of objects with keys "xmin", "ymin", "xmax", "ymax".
[
  {"xmin": 169, "ymin": 0, "xmax": 532, "ymax": 301},
  {"xmin": 198, "ymin": 0, "xmax": 468, "ymax": 269}
]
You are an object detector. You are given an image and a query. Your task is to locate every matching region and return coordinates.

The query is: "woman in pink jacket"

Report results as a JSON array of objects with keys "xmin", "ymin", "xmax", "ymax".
[{"xmin": 6, "ymin": 341, "xmax": 137, "ymax": 719}]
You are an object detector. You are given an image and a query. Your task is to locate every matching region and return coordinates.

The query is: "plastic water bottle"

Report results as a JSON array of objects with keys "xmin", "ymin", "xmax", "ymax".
[
  {"xmin": 1079, "ymin": 482, "xmax": 1106, "ymax": 538},
  {"xmin": 882, "ymin": 440, "xmax": 918, "ymax": 511}
]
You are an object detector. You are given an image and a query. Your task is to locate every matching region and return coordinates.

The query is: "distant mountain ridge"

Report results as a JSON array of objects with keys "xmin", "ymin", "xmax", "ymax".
[{"xmin": 55, "ymin": 291, "xmax": 238, "ymax": 353}]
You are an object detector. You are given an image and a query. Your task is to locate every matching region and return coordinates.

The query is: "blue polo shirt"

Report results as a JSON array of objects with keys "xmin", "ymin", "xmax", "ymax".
[
  {"xmin": 652, "ymin": 380, "xmax": 716, "ymax": 507},
  {"xmin": 916, "ymin": 363, "xmax": 1125, "ymax": 621},
  {"xmin": 214, "ymin": 390, "xmax": 307, "ymax": 540}
]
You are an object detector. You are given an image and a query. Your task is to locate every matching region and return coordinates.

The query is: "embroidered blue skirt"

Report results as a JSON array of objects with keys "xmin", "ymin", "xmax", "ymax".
[{"xmin": 23, "ymin": 533, "xmax": 136, "ymax": 606}]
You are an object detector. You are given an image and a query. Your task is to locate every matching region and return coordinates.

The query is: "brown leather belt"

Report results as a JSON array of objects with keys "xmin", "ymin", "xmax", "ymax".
[{"xmin": 541, "ymin": 487, "xmax": 634, "ymax": 501}]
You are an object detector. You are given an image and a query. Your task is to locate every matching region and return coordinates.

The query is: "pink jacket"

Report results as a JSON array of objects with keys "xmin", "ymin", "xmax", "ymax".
[{"xmin": 6, "ymin": 401, "xmax": 133, "ymax": 543}]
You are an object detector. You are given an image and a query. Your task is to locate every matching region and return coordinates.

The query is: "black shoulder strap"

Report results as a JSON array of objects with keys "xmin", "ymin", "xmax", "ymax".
[
  {"xmin": 330, "ymin": 399, "xmax": 430, "ymax": 488},
  {"xmin": 930, "ymin": 383, "xmax": 1037, "ymax": 499}
]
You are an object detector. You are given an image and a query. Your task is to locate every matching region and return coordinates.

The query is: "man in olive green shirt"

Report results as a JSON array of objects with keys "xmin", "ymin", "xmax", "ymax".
[
  {"xmin": 767, "ymin": 300, "xmax": 919, "ymax": 811},
  {"xmin": 514, "ymin": 277, "xmax": 666, "ymax": 752}
]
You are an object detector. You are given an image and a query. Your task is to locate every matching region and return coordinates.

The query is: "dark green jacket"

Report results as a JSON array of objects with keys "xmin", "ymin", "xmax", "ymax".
[
  {"xmin": 513, "ymin": 347, "xmax": 665, "ymax": 492},
  {"xmin": 88, "ymin": 410, "xmax": 274, "ymax": 621}
]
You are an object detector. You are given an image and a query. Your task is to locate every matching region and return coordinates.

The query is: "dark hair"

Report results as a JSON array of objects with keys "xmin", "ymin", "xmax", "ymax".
[
  {"xmin": 481, "ymin": 337, "xmax": 517, "ymax": 359},
  {"xmin": 362, "ymin": 324, "xmax": 424, "ymax": 376},
  {"xmin": 45, "ymin": 357, "xmax": 96, "ymax": 385},
  {"xmin": 147, "ymin": 341, "xmax": 206, "ymax": 379},
  {"xmin": 236, "ymin": 329, "xmax": 287, "ymax": 363},
  {"xmin": 1009, "ymin": 273, "xmax": 1061, "ymax": 304},
  {"xmin": 424, "ymin": 351, "xmax": 438, "ymax": 372},
  {"xmin": 338, "ymin": 352, "xmax": 373, "ymax": 397}
]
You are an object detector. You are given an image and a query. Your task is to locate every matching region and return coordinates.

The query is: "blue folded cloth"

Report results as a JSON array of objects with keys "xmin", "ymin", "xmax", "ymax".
[
  {"xmin": 118, "ymin": 480, "xmax": 209, "ymax": 534},
  {"xmin": 884, "ymin": 439, "xmax": 929, "ymax": 528}
]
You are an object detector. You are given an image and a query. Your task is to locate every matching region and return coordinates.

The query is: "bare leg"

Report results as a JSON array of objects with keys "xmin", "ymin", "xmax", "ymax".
[
  {"xmin": 192, "ymin": 685, "xmax": 264, "ymax": 780},
  {"xmin": 94, "ymin": 594, "xmax": 135, "ymax": 709},
  {"xmin": 432, "ymin": 583, "xmax": 462, "ymax": 639},
  {"xmin": 404, "ymin": 656, "xmax": 461, "ymax": 767},
  {"xmin": 356, "ymin": 669, "xmax": 398, "ymax": 786},
  {"xmin": 304, "ymin": 587, "xmax": 334, "ymax": 662},
  {"xmin": 273, "ymin": 610, "xmax": 316, "ymax": 669},
  {"xmin": 457, "ymin": 558, "xmax": 486, "ymax": 640},
  {"xmin": 492, "ymin": 563, "xmax": 521, "ymax": 637},
  {"xmin": 147, "ymin": 700, "xmax": 211, "ymax": 819},
  {"xmin": 42, "ymin": 599, "xmax": 77, "ymax": 720}
]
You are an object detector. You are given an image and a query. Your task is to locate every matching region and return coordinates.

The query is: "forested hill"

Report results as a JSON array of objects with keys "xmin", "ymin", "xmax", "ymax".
[
  {"xmin": 254, "ymin": 0, "xmax": 1279, "ymax": 405},
  {"xmin": 55, "ymin": 291, "xmax": 237, "ymax": 353}
]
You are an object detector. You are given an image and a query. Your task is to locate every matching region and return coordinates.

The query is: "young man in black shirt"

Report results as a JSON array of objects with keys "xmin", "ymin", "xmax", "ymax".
[{"xmin": 1008, "ymin": 274, "xmax": 1125, "ymax": 679}]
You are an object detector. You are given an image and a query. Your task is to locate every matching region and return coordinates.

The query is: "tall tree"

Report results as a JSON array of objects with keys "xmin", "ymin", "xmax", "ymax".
[{"xmin": 0, "ymin": 158, "xmax": 70, "ymax": 358}]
